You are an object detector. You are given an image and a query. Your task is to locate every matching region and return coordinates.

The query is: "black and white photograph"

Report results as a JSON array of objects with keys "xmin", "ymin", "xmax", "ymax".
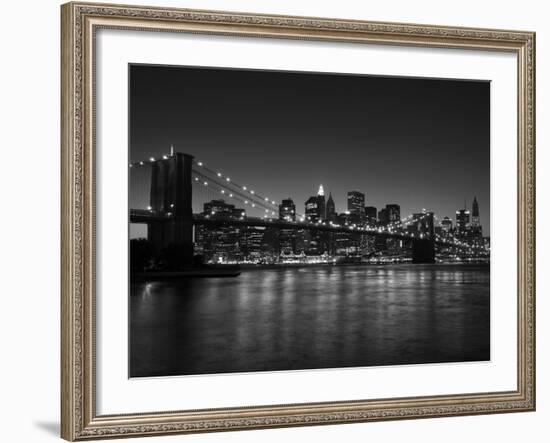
[{"xmin": 128, "ymin": 64, "xmax": 491, "ymax": 378}]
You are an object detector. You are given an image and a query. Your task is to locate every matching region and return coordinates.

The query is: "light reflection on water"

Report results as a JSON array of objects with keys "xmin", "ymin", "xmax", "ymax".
[{"xmin": 130, "ymin": 264, "xmax": 490, "ymax": 377}]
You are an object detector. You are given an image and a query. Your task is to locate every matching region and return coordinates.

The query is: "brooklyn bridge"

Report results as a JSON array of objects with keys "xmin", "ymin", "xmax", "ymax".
[{"xmin": 129, "ymin": 150, "xmax": 486, "ymax": 268}]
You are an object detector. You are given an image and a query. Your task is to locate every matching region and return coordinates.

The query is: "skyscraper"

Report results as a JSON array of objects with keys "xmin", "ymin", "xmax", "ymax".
[
  {"xmin": 198, "ymin": 199, "xmax": 244, "ymax": 262},
  {"xmin": 347, "ymin": 191, "xmax": 365, "ymax": 224},
  {"xmin": 364, "ymin": 206, "xmax": 377, "ymax": 225},
  {"xmin": 472, "ymin": 197, "xmax": 480, "ymax": 226},
  {"xmin": 279, "ymin": 198, "xmax": 297, "ymax": 255},
  {"xmin": 441, "ymin": 216, "xmax": 453, "ymax": 233},
  {"xmin": 317, "ymin": 185, "xmax": 326, "ymax": 220},
  {"xmin": 378, "ymin": 208, "xmax": 389, "ymax": 226},
  {"xmin": 386, "ymin": 204, "xmax": 401, "ymax": 224},
  {"xmin": 279, "ymin": 198, "xmax": 296, "ymax": 221},
  {"xmin": 305, "ymin": 185, "xmax": 326, "ymax": 222},
  {"xmin": 326, "ymin": 192, "xmax": 336, "ymax": 222},
  {"xmin": 456, "ymin": 208, "xmax": 470, "ymax": 237},
  {"xmin": 471, "ymin": 196, "xmax": 482, "ymax": 237}
]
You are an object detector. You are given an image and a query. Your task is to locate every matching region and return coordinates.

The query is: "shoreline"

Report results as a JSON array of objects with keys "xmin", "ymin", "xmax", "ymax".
[{"xmin": 237, "ymin": 262, "xmax": 490, "ymax": 271}]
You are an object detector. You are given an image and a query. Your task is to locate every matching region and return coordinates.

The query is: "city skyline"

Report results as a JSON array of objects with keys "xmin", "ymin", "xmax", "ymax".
[
  {"xmin": 129, "ymin": 64, "xmax": 491, "ymax": 378},
  {"xmin": 130, "ymin": 64, "xmax": 490, "ymax": 231}
]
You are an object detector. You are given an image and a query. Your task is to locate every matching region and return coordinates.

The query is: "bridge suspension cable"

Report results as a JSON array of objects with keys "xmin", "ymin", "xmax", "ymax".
[
  {"xmin": 192, "ymin": 159, "xmax": 306, "ymax": 220},
  {"xmin": 192, "ymin": 160, "xmax": 279, "ymax": 207},
  {"xmin": 192, "ymin": 169, "xmax": 278, "ymax": 217}
]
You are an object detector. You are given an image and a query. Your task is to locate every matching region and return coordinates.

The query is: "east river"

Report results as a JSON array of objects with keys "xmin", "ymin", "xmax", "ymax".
[{"xmin": 130, "ymin": 264, "xmax": 490, "ymax": 377}]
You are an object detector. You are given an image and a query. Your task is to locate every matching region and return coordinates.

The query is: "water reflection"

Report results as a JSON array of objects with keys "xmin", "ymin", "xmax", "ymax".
[{"xmin": 130, "ymin": 264, "xmax": 490, "ymax": 377}]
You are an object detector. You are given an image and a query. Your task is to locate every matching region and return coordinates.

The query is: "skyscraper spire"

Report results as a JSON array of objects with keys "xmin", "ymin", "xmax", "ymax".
[
  {"xmin": 318, "ymin": 184, "xmax": 324, "ymax": 196},
  {"xmin": 170, "ymin": 144, "xmax": 174, "ymax": 156},
  {"xmin": 471, "ymin": 196, "xmax": 481, "ymax": 235}
]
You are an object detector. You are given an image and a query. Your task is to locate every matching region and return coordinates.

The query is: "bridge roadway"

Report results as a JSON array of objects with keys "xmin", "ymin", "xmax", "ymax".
[{"xmin": 130, "ymin": 210, "xmax": 458, "ymax": 248}]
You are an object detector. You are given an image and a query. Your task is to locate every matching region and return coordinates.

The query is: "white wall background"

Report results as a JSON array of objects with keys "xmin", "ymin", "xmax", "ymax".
[{"xmin": 0, "ymin": 1, "xmax": 547, "ymax": 442}]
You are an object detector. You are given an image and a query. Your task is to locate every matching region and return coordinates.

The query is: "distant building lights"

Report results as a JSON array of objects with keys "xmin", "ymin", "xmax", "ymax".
[
  {"xmin": 149, "ymin": 157, "xmax": 155, "ymax": 162},
  {"xmin": 197, "ymin": 162, "xmax": 203, "ymax": 166}
]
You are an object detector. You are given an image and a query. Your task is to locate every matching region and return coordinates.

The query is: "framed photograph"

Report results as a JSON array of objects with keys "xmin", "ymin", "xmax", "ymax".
[{"xmin": 61, "ymin": 2, "xmax": 536, "ymax": 440}]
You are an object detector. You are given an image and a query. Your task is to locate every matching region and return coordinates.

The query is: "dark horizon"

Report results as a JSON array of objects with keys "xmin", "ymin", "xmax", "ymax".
[{"xmin": 130, "ymin": 64, "xmax": 490, "ymax": 231}]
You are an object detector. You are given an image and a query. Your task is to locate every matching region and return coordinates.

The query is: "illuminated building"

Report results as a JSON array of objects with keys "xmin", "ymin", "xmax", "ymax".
[
  {"xmin": 196, "ymin": 199, "xmax": 245, "ymax": 263},
  {"xmin": 347, "ymin": 191, "xmax": 365, "ymax": 224},
  {"xmin": 441, "ymin": 216, "xmax": 453, "ymax": 233},
  {"xmin": 386, "ymin": 204, "xmax": 401, "ymax": 224},
  {"xmin": 279, "ymin": 198, "xmax": 297, "ymax": 254},
  {"xmin": 378, "ymin": 208, "xmax": 389, "ymax": 226},
  {"xmin": 279, "ymin": 198, "xmax": 296, "ymax": 221},
  {"xmin": 305, "ymin": 185, "xmax": 326, "ymax": 222},
  {"xmin": 364, "ymin": 206, "xmax": 377, "ymax": 225},
  {"xmin": 456, "ymin": 208, "xmax": 471, "ymax": 238},
  {"xmin": 471, "ymin": 197, "xmax": 483, "ymax": 238}
]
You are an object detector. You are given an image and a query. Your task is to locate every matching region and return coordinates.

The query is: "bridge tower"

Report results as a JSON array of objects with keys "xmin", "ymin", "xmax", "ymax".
[
  {"xmin": 148, "ymin": 152, "xmax": 194, "ymax": 269},
  {"xmin": 411, "ymin": 212, "xmax": 435, "ymax": 264}
]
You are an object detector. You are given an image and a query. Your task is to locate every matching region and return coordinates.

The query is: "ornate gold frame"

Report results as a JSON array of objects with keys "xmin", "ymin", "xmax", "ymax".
[{"xmin": 61, "ymin": 2, "xmax": 536, "ymax": 440}]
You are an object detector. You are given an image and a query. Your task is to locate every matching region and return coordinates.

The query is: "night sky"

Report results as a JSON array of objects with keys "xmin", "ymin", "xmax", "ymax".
[{"xmin": 130, "ymin": 64, "xmax": 490, "ymax": 230}]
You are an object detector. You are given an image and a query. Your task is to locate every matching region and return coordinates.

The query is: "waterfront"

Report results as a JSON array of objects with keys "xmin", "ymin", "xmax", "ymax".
[{"xmin": 130, "ymin": 264, "xmax": 490, "ymax": 377}]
